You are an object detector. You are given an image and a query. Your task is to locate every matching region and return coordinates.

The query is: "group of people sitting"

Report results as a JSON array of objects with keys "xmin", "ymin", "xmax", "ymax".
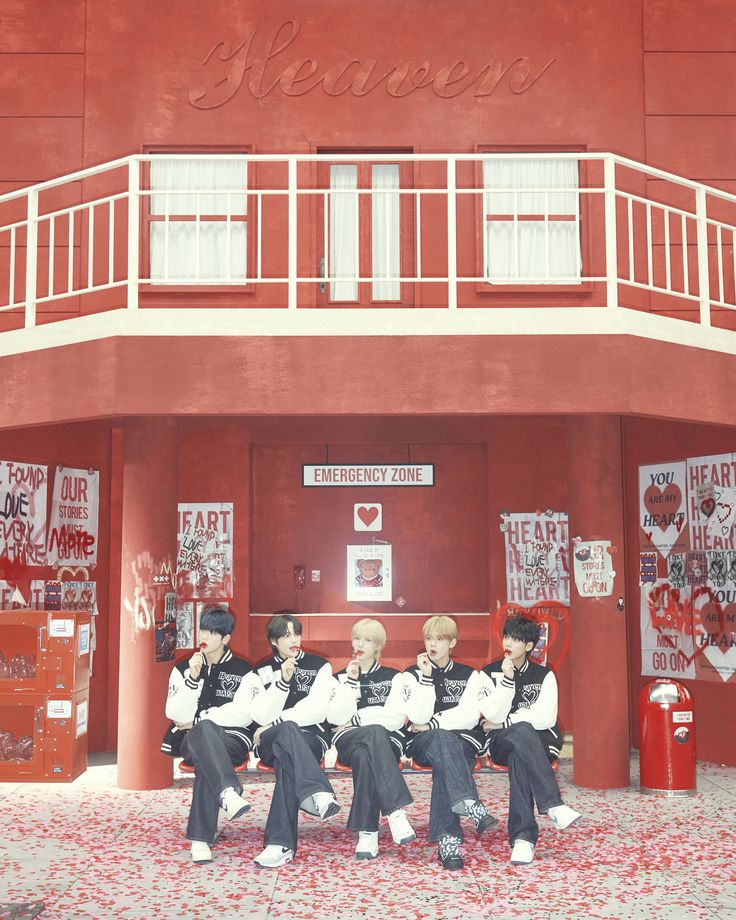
[{"xmin": 161, "ymin": 607, "xmax": 582, "ymax": 870}]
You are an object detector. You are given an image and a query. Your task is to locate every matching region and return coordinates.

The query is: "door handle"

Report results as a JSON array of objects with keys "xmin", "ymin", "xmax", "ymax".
[
  {"xmin": 319, "ymin": 257, "xmax": 326, "ymax": 295},
  {"xmin": 39, "ymin": 625, "xmax": 47, "ymax": 652}
]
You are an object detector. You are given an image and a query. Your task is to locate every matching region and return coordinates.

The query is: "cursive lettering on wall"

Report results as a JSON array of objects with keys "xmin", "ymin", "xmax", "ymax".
[{"xmin": 188, "ymin": 20, "xmax": 555, "ymax": 109}]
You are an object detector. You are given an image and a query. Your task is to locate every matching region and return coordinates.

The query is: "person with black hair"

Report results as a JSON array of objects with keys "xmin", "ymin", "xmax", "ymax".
[
  {"xmin": 161, "ymin": 606, "xmax": 263, "ymax": 865},
  {"xmin": 250, "ymin": 610, "xmax": 340, "ymax": 868},
  {"xmin": 478, "ymin": 615, "xmax": 581, "ymax": 866}
]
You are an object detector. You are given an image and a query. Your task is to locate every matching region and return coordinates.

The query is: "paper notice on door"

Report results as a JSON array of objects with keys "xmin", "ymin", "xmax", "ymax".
[
  {"xmin": 47, "ymin": 699, "xmax": 72, "ymax": 718},
  {"xmin": 76, "ymin": 700, "xmax": 88, "ymax": 737},
  {"xmin": 49, "ymin": 619, "xmax": 74, "ymax": 638}
]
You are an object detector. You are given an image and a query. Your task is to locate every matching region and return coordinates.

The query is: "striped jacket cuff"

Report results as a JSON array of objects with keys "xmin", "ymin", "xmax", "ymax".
[
  {"xmin": 275, "ymin": 679, "xmax": 290, "ymax": 692},
  {"xmin": 428, "ymin": 717, "xmax": 439, "ymax": 730}
]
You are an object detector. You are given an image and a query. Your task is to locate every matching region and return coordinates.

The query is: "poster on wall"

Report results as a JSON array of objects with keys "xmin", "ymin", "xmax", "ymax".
[
  {"xmin": 347, "ymin": 544, "xmax": 392, "ymax": 602},
  {"xmin": 639, "ymin": 453, "xmax": 736, "ymax": 684},
  {"xmin": 59, "ymin": 581, "xmax": 97, "ymax": 614},
  {"xmin": 686, "ymin": 453, "xmax": 736, "ymax": 552},
  {"xmin": 640, "ymin": 579, "xmax": 696, "ymax": 680},
  {"xmin": 46, "ymin": 467, "xmax": 100, "ymax": 567},
  {"xmin": 0, "ymin": 580, "xmax": 44, "ymax": 609},
  {"xmin": 0, "ymin": 460, "xmax": 48, "ymax": 565},
  {"xmin": 638, "ymin": 461, "xmax": 687, "ymax": 558},
  {"xmin": 176, "ymin": 503, "xmax": 234, "ymax": 600},
  {"xmin": 573, "ymin": 540, "xmax": 615, "ymax": 597},
  {"xmin": 690, "ymin": 585, "xmax": 736, "ymax": 684},
  {"xmin": 503, "ymin": 512, "xmax": 570, "ymax": 606},
  {"xmin": 176, "ymin": 601, "xmax": 195, "ymax": 649}
]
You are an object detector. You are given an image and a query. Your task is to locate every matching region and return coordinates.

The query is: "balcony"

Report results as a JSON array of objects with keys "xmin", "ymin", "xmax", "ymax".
[{"xmin": 1, "ymin": 152, "xmax": 736, "ymax": 356}]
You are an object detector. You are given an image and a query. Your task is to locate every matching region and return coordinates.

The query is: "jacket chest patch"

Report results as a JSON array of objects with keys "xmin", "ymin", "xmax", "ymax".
[
  {"xmin": 295, "ymin": 668, "xmax": 317, "ymax": 692},
  {"xmin": 443, "ymin": 678, "xmax": 466, "ymax": 701},
  {"xmin": 215, "ymin": 672, "xmax": 241, "ymax": 697},
  {"xmin": 519, "ymin": 683, "xmax": 541, "ymax": 707},
  {"xmin": 363, "ymin": 680, "xmax": 391, "ymax": 704}
]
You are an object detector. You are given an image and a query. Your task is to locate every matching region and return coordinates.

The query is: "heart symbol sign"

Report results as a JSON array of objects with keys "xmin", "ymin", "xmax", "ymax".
[
  {"xmin": 357, "ymin": 506, "xmax": 379, "ymax": 527},
  {"xmin": 643, "ymin": 485, "xmax": 683, "ymax": 531},
  {"xmin": 491, "ymin": 601, "xmax": 570, "ymax": 669}
]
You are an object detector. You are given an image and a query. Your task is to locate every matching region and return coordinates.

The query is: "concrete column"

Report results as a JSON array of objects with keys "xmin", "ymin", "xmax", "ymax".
[
  {"xmin": 117, "ymin": 418, "xmax": 178, "ymax": 790},
  {"xmin": 567, "ymin": 415, "xmax": 630, "ymax": 788}
]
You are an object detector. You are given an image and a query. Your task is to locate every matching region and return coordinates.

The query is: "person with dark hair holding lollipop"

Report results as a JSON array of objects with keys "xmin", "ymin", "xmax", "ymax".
[{"xmin": 161, "ymin": 605, "xmax": 262, "ymax": 865}]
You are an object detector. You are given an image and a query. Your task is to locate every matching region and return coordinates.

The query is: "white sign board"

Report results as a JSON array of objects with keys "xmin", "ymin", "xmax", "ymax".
[{"xmin": 303, "ymin": 464, "xmax": 434, "ymax": 487}]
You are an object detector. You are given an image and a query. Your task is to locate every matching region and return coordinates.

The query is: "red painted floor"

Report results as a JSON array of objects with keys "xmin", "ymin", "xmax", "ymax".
[{"xmin": 0, "ymin": 754, "xmax": 734, "ymax": 920}]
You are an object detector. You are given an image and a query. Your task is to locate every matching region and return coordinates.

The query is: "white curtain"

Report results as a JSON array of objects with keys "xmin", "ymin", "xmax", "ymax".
[
  {"xmin": 372, "ymin": 164, "xmax": 400, "ymax": 301},
  {"xmin": 483, "ymin": 158, "xmax": 581, "ymax": 282},
  {"xmin": 149, "ymin": 159, "xmax": 247, "ymax": 281},
  {"xmin": 330, "ymin": 165, "xmax": 358, "ymax": 301}
]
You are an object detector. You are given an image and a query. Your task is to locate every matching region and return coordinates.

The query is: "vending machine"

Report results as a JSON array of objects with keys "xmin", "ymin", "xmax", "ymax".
[{"xmin": 0, "ymin": 610, "xmax": 91, "ymax": 781}]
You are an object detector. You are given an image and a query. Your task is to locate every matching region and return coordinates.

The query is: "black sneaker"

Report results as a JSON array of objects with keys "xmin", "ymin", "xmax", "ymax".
[
  {"xmin": 465, "ymin": 799, "xmax": 498, "ymax": 835},
  {"xmin": 438, "ymin": 834, "xmax": 464, "ymax": 870}
]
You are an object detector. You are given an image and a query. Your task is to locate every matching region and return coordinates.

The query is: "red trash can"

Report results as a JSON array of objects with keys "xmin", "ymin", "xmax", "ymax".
[{"xmin": 638, "ymin": 679, "xmax": 696, "ymax": 796}]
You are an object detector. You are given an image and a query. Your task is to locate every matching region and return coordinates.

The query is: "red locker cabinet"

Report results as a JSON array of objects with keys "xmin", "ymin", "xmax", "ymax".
[
  {"xmin": 0, "ymin": 610, "xmax": 91, "ymax": 781},
  {"xmin": 0, "ymin": 609, "xmax": 91, "ymax": 693},
  {"xmin": 0, "ymin": 689, "xmax": 89, "ymax": 782}
]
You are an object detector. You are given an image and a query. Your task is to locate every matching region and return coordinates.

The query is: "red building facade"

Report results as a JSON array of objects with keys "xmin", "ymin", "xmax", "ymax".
[{"xmin": 1, "ymin": 0, "xmax": 735, "ymax": 789}]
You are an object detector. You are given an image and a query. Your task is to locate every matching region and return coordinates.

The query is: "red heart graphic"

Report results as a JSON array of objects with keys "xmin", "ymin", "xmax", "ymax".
[
  {"xmin": 701, "ymin": 497, "xmax": 716, "ymax": 518},
  {"xmin": 491, "ymin": 601, "xmax": 570, "ymax": 670},
  {"xmin": 606, "ymin": 546, "xmax": 617, "ymax": 555},
  {"xmin": 357, "ymin": 506, "xmax": 379, "ymax": 527},
  {"xmin": 643, "ymin": 485, "xmax": 683, "ymax": 530}
]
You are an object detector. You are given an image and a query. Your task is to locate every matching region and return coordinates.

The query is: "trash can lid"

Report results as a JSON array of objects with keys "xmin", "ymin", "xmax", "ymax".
[{"xmin": 649, "ymin": 683, "xmax": 680, "ymax": 703}]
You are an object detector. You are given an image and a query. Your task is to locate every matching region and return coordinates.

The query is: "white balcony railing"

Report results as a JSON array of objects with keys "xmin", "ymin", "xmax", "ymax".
[{"xmin": 1, "ymin": 152, "xmax": 735, "ymax": 344}]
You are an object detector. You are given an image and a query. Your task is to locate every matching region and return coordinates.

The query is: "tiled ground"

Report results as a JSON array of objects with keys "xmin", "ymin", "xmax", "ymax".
[{"xmin": 1, "ymin": 754, "xmax": 734, "ymax": 920}]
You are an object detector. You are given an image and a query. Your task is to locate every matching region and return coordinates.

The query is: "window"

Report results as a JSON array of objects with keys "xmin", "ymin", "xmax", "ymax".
[
  {"xmin": 148, "ymin": 158, "xmax": 248, "ymax": 282},
  {"xmin": 483, "ymin": 158, "xmax": 581, "ymax": 284},
  {"xmin": 327, "ymin": 161, "xmax": 401, "ymax": 302}
]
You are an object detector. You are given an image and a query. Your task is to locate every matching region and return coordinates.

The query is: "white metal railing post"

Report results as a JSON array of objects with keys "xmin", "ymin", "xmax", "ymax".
[
  {"xmin": 127, "ymin": 159, "xmax": 139, "ymax": 310},
  {"xmin": 446, "ymin": 157, "xmax": 457, "ymax": 309},
  {"xmin": 288, "ymin": 158, "xmax": 297, "ymax": 309},
  {"xmin": 24, "ymin": 189, "xmax": 38, "ymax": 327},
  {"xmin": 603, "ymin": 156, "xmax": 618, "ymax": 308},
  {"xmin": 695, "ymin": 186, "xmax": 711, "ymax": 327}
]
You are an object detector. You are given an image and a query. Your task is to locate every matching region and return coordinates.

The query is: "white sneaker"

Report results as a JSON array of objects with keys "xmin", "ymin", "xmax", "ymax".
[
  {"xmin": 220, "ymin": 786, "xmax": 251, "ymax": 821},
  {"xmin": 387, "ymin": 809, "xmax": 416, "ymax": 845},
  {"xmin": 355, "ymin": 831, "xmax": 379, "ymax": 860},
  {"xmin": 191, "ymin": 840, "xmax": 212, "ymax": 864},
  {"xmin": 510, "ymin": 839, "xmax": 535, "ymax": 865},
  {"xmin": 313, "ymin": 790, "xmax": 341, "ymax": 821},
  {"xmin": 254, "ymin": 844, "xmax": 294, "ymax": 868},
  {"xmin": 548, "ymin": 803, "xmax": 581, "ymax": 830}
]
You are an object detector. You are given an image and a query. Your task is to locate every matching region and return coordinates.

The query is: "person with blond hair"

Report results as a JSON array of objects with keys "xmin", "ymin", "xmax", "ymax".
[
  {"xmin": 404, "ymin": 615, "xmax": 497, "ymax": 870},
  {"xmin": 329, "ymin": 618, "xmax": 415, "ymax": 860}
]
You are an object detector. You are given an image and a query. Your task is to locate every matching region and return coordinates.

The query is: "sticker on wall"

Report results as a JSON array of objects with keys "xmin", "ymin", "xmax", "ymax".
[
  {"xmin": 347, "ymin": 544, "xmax": 392, "ymax": 602},
  {"xmin": 573, "ymin": 540, "xmax": 615, "ymax": 598},
  {"xmin": 75, "ymin": 700, "xmax": 88, "ymax": 738},
  {"xmin": 354, "ymin": 503, "xmax": 382, "ymax": 532},
  {"xmin": 667, "ymin": 553, "xmax": 686, "ymax": 589},
  {"xmin": 639, "ymin": 552, "xmax": 658, "ymax": 585},
  {"xmin": 78, "ymin": 623, "xmax": 90, "ymax": 657},
  {"xmin": 686, "ymin": 551, "xmax": 708, "ymax": 586},
  {"xmin": 639, "ymin": 461, "xmax": 687, "ymax": 559}
]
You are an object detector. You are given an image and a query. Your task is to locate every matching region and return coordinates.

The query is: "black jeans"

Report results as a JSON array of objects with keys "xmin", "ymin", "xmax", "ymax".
[
  {"xmin": 180, "ymin": 720, "xmax": 249, "ymax": 846},
  {"xmin": 335, "ymin": 724, "xmax": 412, "ymax": 832},
  {"xmin": 409, "ymin": 728, "xmax": 482, "ymax": 843},
  {"xmin": 257, "ymin": 721, "xmax": 335, "ymax": 853},
  {"xmin": 487, "ymin": 721, "xmax": 563, "ymax": 846}
]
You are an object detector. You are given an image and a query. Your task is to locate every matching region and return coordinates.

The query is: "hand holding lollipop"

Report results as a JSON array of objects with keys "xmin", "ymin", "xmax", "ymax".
[
  {"xmin": 189, "ymin": 643, "xmax": 207, "ymax": 679},
  {"xmin": 501, "ymin": 649, "xmax": 515, "ymax": 679}
]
